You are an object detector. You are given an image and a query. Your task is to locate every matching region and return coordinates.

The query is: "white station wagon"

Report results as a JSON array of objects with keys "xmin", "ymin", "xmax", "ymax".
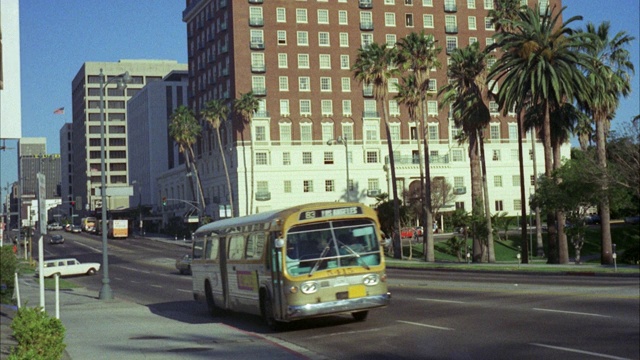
[{"xmin": 36, "ymin": 258, "xmax": 101, "ymax": 278}]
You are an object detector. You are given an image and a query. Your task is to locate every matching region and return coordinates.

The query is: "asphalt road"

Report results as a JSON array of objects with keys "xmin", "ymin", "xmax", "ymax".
[{"xmin": 38, "ymin": 231, "xmax": 640, "ymax": 360}]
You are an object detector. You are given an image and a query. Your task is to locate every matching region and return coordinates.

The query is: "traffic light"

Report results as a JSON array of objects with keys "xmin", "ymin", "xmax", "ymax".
[
  {"xmin": 70, "ymin": 201, "xmax": 75, "ymax": 207},
  {"xmin": 162, "ymin": 197, "xmax": 167, "ymax": 206}
]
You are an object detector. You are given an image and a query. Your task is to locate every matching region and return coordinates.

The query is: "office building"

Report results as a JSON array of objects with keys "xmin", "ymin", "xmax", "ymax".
[
  {"xmin": 70, "ymin": 60, "xmax": 188, "ymax": 216},
  {"xmin": 176, "ymin": 0, "xmax": 567, "ymax": 221}
]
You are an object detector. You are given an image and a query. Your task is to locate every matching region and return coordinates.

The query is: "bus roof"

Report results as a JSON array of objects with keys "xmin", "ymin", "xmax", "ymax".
[{"xmin": 194, "ymin": 202, "xmax": 373, "ymax": 236}]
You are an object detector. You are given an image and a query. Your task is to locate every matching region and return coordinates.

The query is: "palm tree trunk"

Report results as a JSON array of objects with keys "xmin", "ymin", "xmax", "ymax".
[
  {"xmin": 517, "ymin": 110, "xmax": 529, "ymax": 263},
  {"xmin": 216, "ymin": 128, "xmax": 234, "ymax": 218},
  {"xmin": 422, "ymin": 103, "xmax": 435, "ymax": 262},
  {"xmin": 478, "ymin": 132, "xmax": 495, "ymax": 263},
  {"xmin": 531, "ymin": 130, "xmax": 544, "ymax": 258},
  {"xmin": 553, "ymin": 143, "xmax": 569, "ymax": 264},
  {"xmin": 382, "ymin": 100, "xmax": 402, "ymax": 260},
  {"xmin": 543, "ymin": 102, "xmax": 558, "ymax": 264},
  {"xmin": 596, "ymin": 115, "xmax": 613, "ymax": 264},
  {"xmin": 188, "ymin": 148, "xmax": 206, "ymax": 222},
  {"xmin": 469, "ymin": 129, "xmax": 482, "ymax": 262}
]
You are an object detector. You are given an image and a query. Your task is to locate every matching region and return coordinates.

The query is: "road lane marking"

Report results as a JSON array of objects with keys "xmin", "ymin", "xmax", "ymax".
[
  {"xmin": 530, "ymin": 343, "xmax": 631, "ymax": 360},
  {"xmin": 417, "ymin": 298, "xmax": 466, "ymax": 304},
  {"xmin": 176, "ymin": 289, "xmax": 191, "ymax": 293},
  {"xmin": 74, "ymin": 241, "xmax": 101, "ymax": 253},
  {"xmin": 307, "ymin": 328, "xmax": 382, "ymax": 339},
  {"xmin": 397, "ymin": 320, "xmax": 454, "ymax": 331},
  {"xmin": 150, "ymin": 284, "xmax": 163, "ymax": 288},
  {"xmin": 533, "ymin": 308, "xmax": 611, "ymax": 318}
]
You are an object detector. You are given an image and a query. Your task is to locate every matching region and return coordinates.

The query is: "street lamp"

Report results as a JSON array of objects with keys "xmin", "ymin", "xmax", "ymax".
[
  {"xmin": 327, "ymin": 136, "xmax": 350, "ymax": 202},
  {"xmin": 98, "ymin": 69, "xmax": 130, "ymax": 300}
]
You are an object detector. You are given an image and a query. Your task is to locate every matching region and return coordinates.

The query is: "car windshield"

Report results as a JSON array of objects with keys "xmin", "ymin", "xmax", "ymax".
[{"xmin": 284, "ymin": 219, "xmax": 381, "ymax": 276}]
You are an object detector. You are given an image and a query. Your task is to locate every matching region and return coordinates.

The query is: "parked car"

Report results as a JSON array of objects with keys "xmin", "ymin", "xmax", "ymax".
[
  {"xmin": 47, "ymin": 222, "xmax": 63, "ymax": 231},
  {"xmin": 35, "ymin": 258, "xmax": 100, "ymax": 278},
  {"xmin": 71, "ymin": 225, "xmax": 82, "ymax": 233},
  {"xmin": 624, "ymin": 215, "xmax": 640, "ymax": 225},
  {"xmin": 175, "ymin": 254, "xmax": 192, "ymax": 275},
  {"xmin": 49, "ymin": 234, "xmax": 65, "ymax": 244},
  {"xmin": 584, "ymin": 214, "xmax": 601, "ymax": 225}
]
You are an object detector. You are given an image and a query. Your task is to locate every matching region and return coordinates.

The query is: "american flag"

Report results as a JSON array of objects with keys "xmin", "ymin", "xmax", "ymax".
[{"xmin": 53, "ymin": 107, "xmax": 64, "ymax": 114}]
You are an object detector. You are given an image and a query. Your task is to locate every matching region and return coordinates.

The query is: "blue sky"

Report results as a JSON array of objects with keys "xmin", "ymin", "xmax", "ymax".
[{"xmin": 1, "ymin": 0, "xmax": 639, "ymax": 202}]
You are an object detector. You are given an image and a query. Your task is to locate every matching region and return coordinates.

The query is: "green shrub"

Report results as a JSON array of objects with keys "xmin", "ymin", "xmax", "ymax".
[
  {"xmin": 1, "ymin": 245, "xmax": 18, "ymax": 303},
  {"xmin": 9, "ymin": 306, "xmax": 66, "ymax": 360}
]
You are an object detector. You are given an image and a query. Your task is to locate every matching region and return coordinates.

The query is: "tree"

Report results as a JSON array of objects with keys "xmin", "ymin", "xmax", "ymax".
[
  {"xmin": 168, "ymin": 105, "xmax": 206, "ymax": 220},
  {"xmin": 489, "ymin": 5, "xmax": 592, "ymax": 264},
  {"xmin": 395, "ymin": 31, "xmax": 442, "ymax": 262},
  {"xmin": 234, "ymin": 91, "xmax": 261, "ymax": 215},
  {"xmin": 201, "ymin": 99, "xmax": 234, "ymax": 218},
  {"xmin": 439, "ymin": 42, "xmax": 495, "ymax": 262},
  {"xmin": 578, "ymin": 21, "xmax": 635, "ymax": 265},
  {"xmin": 352, "ymin": 42, "xmax": 403, "ymax": 258}
]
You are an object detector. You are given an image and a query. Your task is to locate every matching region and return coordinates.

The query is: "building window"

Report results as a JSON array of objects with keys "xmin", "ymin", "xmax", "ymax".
[
  {"xmin": 423, "ymin": 0, "xmax": 433, "ymax": 6},
  {"xmin": 468, "ymin": 16, "xmax": 476, "ymax": 30},
  {"xmin": 284, "ymin": 180, "xmax": 292, "ymax": 193},
  {"xmin": 427, "ymin": 100, "xmax": 438, "ymax": 115},
  {"xmin": 423, "ymin": 14, "xmax": 434, "ymax": 28},
  {"xmin": 492, "ymin": 149, "xmax": 501, "ymax": 161},
  {"xmin": 484, "ymin": 0, "xmax": 494, "ymax": 10},
  {"xmin": 427, "ymin": 79, "xmax": 437, "ymax": 92},
  {"xmin": 485, "ymin": 17, "xmax": 495, "ymax": 31},
  {"xmin": 324, "ymin": 152, "xmax": 334, "ymax": 165},
  {"xmin": 279, "ymin": 76, "xmax": 289, "ymax": 91},
  {"xmin": 298, "ymin": 54, "xmax": 310, "ymax": 68},
  {"xmin": 255, "ymin": 152, "xmax": 268, "ymax": 165},
  {"xmin": 428, "ymin": 124, "xmax": 438, "ymax": 141},
  {"xmin": 297, "ymin": 31, "xmax": 309, "ymax": 46},
  {"xmin": 385, "ymin": 13, "xmax": 396, "ymax": 27},
  {"xmin": 512, "ymin": 175, "xmax": 520, "ymax": 186},
  {"xmin": 467, "ymin": 0, "xmax": 476, "ymax": 9},
  {"xmin": 296, "ymin": 8, "xmax": 308, "ymax": 23},
  {"xmin": 361, "ymin": 33, "xmax": 373, "ymax": 48},
  {"xmin": 446, "ymin": 36, "xmax": 458, "ymax": 54},
  {"xmin": 303, "ymin": 180, "xmax": 314, "ymax": 192},
  {"xmin": 302, "ymin": 152, "xmax": 313, "ymax": 164},
  {"xmin": 298, "ymin": 77, "xmax": 311, "ymax": 91},
  {"xmin": 278, "ymin": 53, "xmax": 288, "ymax": 68},
  {"xmin": 389, "ymin": 100, "xmax": 400, "ymax": 116},
  {"xmin": 386, "ymin": 34, "xmax": 397, "ymax": 47},
  {"xmin": 452, "ymin": 149, "xmax": 464, "ymax": 162},
  {"xmin": 320, "ymin": 77, "xmax": 332, "ymax": 91},
  {"xmin": 283, "ymin": 152, "xmax": 291, "ymax": 165},
  {"xmin": 321, "ymin": 100, "xmax": 333, "ymax": 115},
  {"xmin": 514, "ymin": 199, "xmax": 522, "ymax": 211},
  {"xmin": 318, "ymin": 32, "xmax": 330, "ymax": 46},
  {"xmin": 319, "ymin": 54, "xmax": 331, "ymax": 69},
  {"xmin": 280, "ymin": 100, "xmax": 290, "ymax": 116},
  {"xmin": 340, "ymin": 55, "xmax": 350, "ymax": 69},
  {"xmin": 339, "ymin": 33, "xmax": 349, "ymax": 47},
  {"xmin": 509, "ymin": 124, "xmax": 518, "ymax": 141},
  {"xmin": 495, "ymin": 200, "xmax": 504, "ymax": 212},
  {"xmin": 300, "ymin": 100, "xmax": 311, "ymax": 115},
  {"xmin": 494, "ymin": 175, "xmax": 503, "ymax": 187},
  {"xmin": 325, "ymin": 180, "xmax": 335, "ymax": 192},
  {"xmin": 366, "ymin": 150, "xmax": 379, "ymax": 163},
  {"xmin": 490, "ymin": 123, "xmax": 500, "ymax": 139},
  {"xmin": 405, "ymin": 14, "xmax": 414, "ymax": 27},
  {"xmin": 341, "ymin": 78, "xmax": 351, "ymax": 92},
  {"xmin": 277, "ymin": 30, "xmax": 287, "ymax": 46},
  {"xmin": 276, "ymin": 8, "xmax": 286, "ymax": 22},
  {"xmin": 317, "ymin": 9, "xmax": 329, "ymax": 24},
  {"xmin": 338, "ymin": 10, "xmax": 348, "ymax": 25},
  {"xmin": 342, "ymin": 100, "xmax": 352, "ymax": 116}
]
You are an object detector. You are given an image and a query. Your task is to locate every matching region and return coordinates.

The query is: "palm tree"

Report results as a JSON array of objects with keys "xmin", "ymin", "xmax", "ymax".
[
  {"xmin": 488, "ymin": 0, "xmax": 533, "ymax": 263},
  {"xmin": 352, "ymin": 42, "xmax": 403, "ymax": 259},
  {"xmin": 489, "ymin": 5, "xmax": 592, "ymax": 264},
  {"xmin": 168, "ymin": 105, "xmax": 206, "ymax": 220},
  {"xmin": 439, "ymin": 42, "xmax": 495, "ymax": 262},
  {"xmin": 395, "ymin": 31, "xmax": 442, "ymax": 262},
  {"xmin": 234, "ymin": 91, "xmax": 261, "ymax": 216},
  {"xmin": 578, "ymin": 21, "xmax": 635, "ymax": 265},
  {"xmin": 201, "ymin": 99, "xmax": 234, "ymax": 218}
]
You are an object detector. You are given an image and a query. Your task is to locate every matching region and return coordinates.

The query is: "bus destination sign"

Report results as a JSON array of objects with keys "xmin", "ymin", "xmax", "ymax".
[{"xmin": 299, "ymin": 206, "xmax": 363, "ymax": 221}]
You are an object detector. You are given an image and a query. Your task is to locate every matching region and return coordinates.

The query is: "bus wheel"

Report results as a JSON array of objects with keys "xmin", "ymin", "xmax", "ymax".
[
  {"xmin": 261, "ymin": 295, "xmax": 284, "ymax": 331},
  {"xmin": 205, "ymin": 282, "xmax": 218, "ymax": 316},
  {"xmin": 352, "ymin": 311, "xmax": 368, "ymax": 322}
]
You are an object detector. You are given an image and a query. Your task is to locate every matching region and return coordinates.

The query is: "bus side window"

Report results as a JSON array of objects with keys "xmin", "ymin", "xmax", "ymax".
[
  {"xmin": 228, "ymin": 234, "xmax": 245, "ymax": 260},
  {"xmin": 193, "ymin": 238, "xmax": 205, "ymax": 260},
  {"xmin": 206, "ymin": 235, "xmax": 219, "ymax": 260},
  {"xmin": 246, "ymin": 232, "xmax": 266, "ymax": 260}
]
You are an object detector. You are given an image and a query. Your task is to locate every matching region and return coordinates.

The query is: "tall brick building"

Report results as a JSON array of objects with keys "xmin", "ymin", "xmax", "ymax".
[{"xmin": 176, "ymin": 0, "xmax": 566, "ymax": 221}]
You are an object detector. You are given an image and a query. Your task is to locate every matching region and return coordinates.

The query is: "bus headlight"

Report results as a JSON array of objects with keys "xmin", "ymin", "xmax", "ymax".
[
  {"xmin": 300, "ymin": 281, "xmax": 319, "ymax": 294},
  {"xmin": 363, "ymin": 274, "xmax": 379, "ymax": 286}
]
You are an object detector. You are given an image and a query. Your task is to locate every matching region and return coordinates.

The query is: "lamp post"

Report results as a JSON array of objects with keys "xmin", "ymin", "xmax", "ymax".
[
  {"xmin": 98, "ymin": 69, "xmax": 130, "ymax": 300},
  {"xmin": 327, "ymin": 136, "xmax": 350, "ymax": 202}
]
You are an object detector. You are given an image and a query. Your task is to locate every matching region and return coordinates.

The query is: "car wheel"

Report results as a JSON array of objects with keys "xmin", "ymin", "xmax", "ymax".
[
  {"xmin": 87, "ymin": 268, "xmax": 96, "ymax": 275},
  {"xmin": 352, "ymin": 310, "xmax": 369, "ymax": 322}
]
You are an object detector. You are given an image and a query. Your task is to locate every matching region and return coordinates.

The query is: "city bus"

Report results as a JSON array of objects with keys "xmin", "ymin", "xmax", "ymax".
[
  {"xmin": 191, "ymin": 202, "xmax": 390, "ymax": 329},
  {"xmin": 81, "ymin": 217, "xmax": 97, "ymax": 233}
]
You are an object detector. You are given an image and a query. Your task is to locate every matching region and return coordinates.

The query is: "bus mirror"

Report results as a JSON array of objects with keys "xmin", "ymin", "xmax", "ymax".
[{"xmin": 275, "ymin": 238, "xmax": 284, "ymax": 249}]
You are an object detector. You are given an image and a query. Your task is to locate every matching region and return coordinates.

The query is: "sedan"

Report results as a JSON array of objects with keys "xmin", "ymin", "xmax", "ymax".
[
  {"xmin": 49, "ymin": 234, "xmax": 65, "ymax": 244},
  {"xmin": 71, "ymin": 225, "xmax": 82, "ymax": 233},
  {"xmin": 175, "ymin": 254, "xmax": 192, "ymax": 275}
]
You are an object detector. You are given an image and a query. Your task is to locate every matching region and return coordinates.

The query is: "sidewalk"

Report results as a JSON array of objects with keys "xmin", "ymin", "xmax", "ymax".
[{"xmin": 1, "ymin": 276, "xmax": 325, "ymax": 360}]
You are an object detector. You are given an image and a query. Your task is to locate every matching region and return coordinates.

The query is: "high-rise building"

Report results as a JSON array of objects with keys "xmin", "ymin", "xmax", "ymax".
[
  {"xmin": 70, "ymin": 60, "xmax": 188, "ymax": 216},
  {"xmin": 18, "ymin": 137, "xmax": 60, "ymax": 199},
  {"xmin": 177, "ymin": 0, "xmax": 566, "ymax": 220}
]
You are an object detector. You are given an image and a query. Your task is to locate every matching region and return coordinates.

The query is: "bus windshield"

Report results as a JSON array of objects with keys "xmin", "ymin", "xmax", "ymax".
[{"xmin": 284, "ymin": 219, "xmax": 381, "ymax": 276}]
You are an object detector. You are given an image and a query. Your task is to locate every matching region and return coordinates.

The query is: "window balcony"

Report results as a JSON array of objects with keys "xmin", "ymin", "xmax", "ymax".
[
  {"xmin": 255, "ymin": 191, "xmax": 271, "ymax": 201},
  {"xmin": 453, "ymin": 186, "xmax": 467, "ymax": 195},
  {"xmin": 445, "ymin": 25, "xmax": 458, "ymax": 34},
  {"xmin": 359, "ymin": 0, "xmax": 373, "ymax": 9},
  {"xmin": 367, "ymin": 189, "xmax": 382, "ymax": 197},
  {"xmin": 250, "ymin": 41, "xmax": 265, "ymax": 50},
  {"xmin": 360, "ymin": 22, "xmax": 374, "ymax": 31},
  {"xmin": 444, "ymin": 4, "xmax": 457, "ymax": 12},
  {"xmin": 249, "ymin": 17, "xmax": 264, "ymax": 27},
  {"xmin": 363, "ymin": 111, "xmax": 380, "ymax": 118},
  {"xmin": 252, "ymin": 87, "xmax": 267, "ymax": 96},
  {"xmin": 248, "ymin": 0, "xmax": 263, "ymax": 4},
  {"xmin": 251, "ymin": 64, "xmax": 266, "ymax": 73}
]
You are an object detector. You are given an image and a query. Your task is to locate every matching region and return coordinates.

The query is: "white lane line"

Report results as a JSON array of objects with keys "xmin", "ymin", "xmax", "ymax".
[
  {"xmin": 531, "ymin": 343, "xmax": 632, "ymax": 360},
  {"xmin": 150, "ymin": 284, "xmax": 163, "ymax": 288},
  {"xmin": 397, "ymin": 320, "xmax": 454, "ymax": 331},
  {"xmin": 307, "ymin": 328, "xmax": 382, "ymax": 339},
  {"xmin": 74, "ymin": 241, "xmax": 101, "ymax": 253},
  {"xmin": 176, "ymin": 288, "xmax": 191, "ymax": 293},
  {"xmin": 417, "ymin": 298, "xmax": 466, "ymax": 304},
  {"xmin": 533, "ymin": 308, "xmax": 611, "ymax": 318}
]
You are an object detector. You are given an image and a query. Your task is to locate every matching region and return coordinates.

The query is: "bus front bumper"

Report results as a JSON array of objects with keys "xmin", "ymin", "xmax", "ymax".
[{"xmin": 286, "ymin": 292, "xmax": 391, "ymax": 320}]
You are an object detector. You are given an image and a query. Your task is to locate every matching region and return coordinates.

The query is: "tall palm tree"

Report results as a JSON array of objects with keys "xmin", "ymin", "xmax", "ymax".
[
  {"xmin": 234, "ymin": 91, "xmax": 260, "ymax": 215},
  {"xmin": 201, "ymin": 99, "xmax": 234, "ymax": 218},
  {"xmin": 489, "ymin": 5, "xmax": 592, "ymax": 264},
  {"xmin": 578, "ymin": 22, "xmax": 635, "ymax": 265},
  {"xmin": 439, "ymin": 42, "xmax": 495, "ymax": 262},
  {"xmin": 168, "ymin": 105, "xmax": 206, "ymax": 219},
  {"xmin": 352, "ymin": 42, "xmax": 403, "ymax": 259},
  {"xmin": 489, "ymin": 0, "xmax": 532, "ymax": 263},
  {"xmin": 395, "ymin": 31, "xmax": 442, "ymax": 262}
]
